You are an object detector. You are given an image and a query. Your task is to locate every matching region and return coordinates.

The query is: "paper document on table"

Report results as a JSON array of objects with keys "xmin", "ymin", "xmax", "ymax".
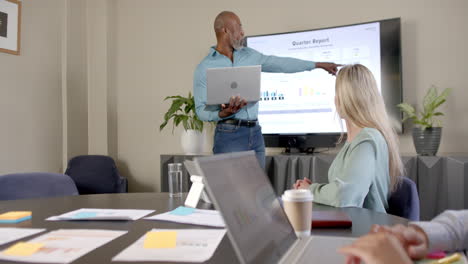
[
  {"xmin": 0, "ymin": 229, "xmax": 127, "ymax": 264},
  {"xmin": 46, "ymin": 208, "xmax": 155, "ymax": 221},
  {"xmin": 0, "ymin": 228, "xmax": 46, "ymax": 246},
  {"xmin": 144, "ymin": 207, "xmax": 225, "ymax": 227},
  {"xmin": 112, "ymin": 228, "xmax": 226, "ymax": 262}
]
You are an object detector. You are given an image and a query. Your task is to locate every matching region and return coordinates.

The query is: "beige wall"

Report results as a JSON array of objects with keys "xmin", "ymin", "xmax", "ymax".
[
  {"xmin": 0, "ymin": 1, "xmax": 63, "ymax": 173},
  {"xmin": 86, "ymin": 0, "xmax": 109, "ymax": 155},
  {"xmin": 63, "ymin": 0, "xmax": 115, "ymax": 162},
  {"xmin": 65, "ymin": 0, "xmax": 88, "ymax": 167},
  {"xmin": 0, "ymin": 0, "xmax": 112, "ymax": 174},
  {"xmin": 2, "ymin": 0, "xmax": 467, "ymax": 192},
  {"xmin": 113, "ymin": 0, "xmax": 468, "ymax": 192}
]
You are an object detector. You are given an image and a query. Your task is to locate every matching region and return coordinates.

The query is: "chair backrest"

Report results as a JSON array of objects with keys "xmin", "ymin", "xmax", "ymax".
[
  {"xmin": 0, "ymin": 172, "xmax": 79, "ymax": 200},
  {"xmin": 65, "ymin": 155, "xmax": 127, "ymax": 194},
  {"xmin": 387, "ymin": 176, "xmax": 420, "ymax": 221}
]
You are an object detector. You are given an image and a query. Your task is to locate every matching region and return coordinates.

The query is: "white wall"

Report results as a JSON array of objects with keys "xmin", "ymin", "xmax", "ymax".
[
  {"xmin": 112, "ymin": 0, "xmax": 468, "ymax": 192},
  {"xmin": 0, "ymin": 1, "xmax": 63, "ymax": 173}
]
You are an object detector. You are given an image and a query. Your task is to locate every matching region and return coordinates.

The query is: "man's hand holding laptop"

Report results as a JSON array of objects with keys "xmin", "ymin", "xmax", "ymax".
[{"xmin": 218, "ymin": 95, "xmax": 247, "ymax": 118}]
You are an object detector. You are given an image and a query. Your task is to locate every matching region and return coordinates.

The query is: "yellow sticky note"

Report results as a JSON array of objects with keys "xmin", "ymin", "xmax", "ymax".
[
  {"xmin": 143, "ymin": 231, "xmax": 177, "ymax": 249},
  {"xmin": 0, "ymin": 211, "xmax": 31, "ymax": 220},
  {"xmin": 3, "ymin": 242, "xmax": 43, "ymax": 256}
]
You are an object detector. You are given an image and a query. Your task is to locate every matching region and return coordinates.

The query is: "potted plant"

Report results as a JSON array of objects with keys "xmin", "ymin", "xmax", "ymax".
[
  {"xmin": 397, "ymin": 85, "xmax": 451, "ymax": 156},
  {"xmin": 160, "ymin": 92, "xmax": 205, "ymax": 154}
]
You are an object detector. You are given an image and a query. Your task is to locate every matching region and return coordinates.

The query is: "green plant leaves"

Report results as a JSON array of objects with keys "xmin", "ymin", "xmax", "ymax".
[
  {"xmin": 159, "ymin": 92, "xmax": 204, "ymax": 133},
  {"xmin": 423, "ymin": 85, "xmax": 437, "ymax": 114},
  {"xmin": 397, "ymin": 85, "xmax": 451, "ymax": 130},
  {"xmin": 397, "ymin": 103, "xmax": 416, "ymax": 122}
]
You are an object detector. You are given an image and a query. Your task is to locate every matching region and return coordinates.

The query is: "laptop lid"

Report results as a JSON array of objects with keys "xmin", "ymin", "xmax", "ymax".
[
  {"xmin": 206, "ymin": 65, "xmax": 261, "ymax": 105},
  {"xmin": 194, "ymin": 151, "xmax": 297, "ymax": 264}
]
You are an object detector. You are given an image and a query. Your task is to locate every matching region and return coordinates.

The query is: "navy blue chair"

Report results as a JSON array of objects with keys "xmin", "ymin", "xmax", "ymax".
[
  {"xmin": 0, "ymin": 172, "xmax": 78, "ymax": 200},
  {"xmin": 65, "ymin": 155, "xmax": 127, "ymax": 194},
  {"xmin": 388, "ymin": 176, "xmax": 420, "ymax": 221}
]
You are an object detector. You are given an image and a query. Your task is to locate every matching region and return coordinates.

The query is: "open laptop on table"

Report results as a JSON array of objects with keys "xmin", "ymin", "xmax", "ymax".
[
  {"xmin": 194, "ymin": 151, "xmax": 355, "ymax": 264},
  {"xmin": 206, "ymin": 65, "xmax": 261, "ymax": 105}
]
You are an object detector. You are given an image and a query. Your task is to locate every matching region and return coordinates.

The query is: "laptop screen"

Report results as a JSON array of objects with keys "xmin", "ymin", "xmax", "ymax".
[{"xmin": 195, "ymin": 151, "xmax": 297, "ymax": 264}]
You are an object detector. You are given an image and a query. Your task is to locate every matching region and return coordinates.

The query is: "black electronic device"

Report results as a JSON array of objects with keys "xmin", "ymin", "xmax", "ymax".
[{"xmin": 245, "ymin": 18, "xmax": 402, "ymax": 153}]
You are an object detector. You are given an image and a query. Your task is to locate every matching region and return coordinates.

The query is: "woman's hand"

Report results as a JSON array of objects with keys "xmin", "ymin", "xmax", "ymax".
[{"xmin": 293, "ymin": 177, "xmax": 312, "ymax": 190}]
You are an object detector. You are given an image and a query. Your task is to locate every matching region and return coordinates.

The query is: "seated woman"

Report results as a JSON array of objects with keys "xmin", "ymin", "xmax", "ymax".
[{"xmin": 294, "ymin": 64, "xmax": 403, "ymax": 213}]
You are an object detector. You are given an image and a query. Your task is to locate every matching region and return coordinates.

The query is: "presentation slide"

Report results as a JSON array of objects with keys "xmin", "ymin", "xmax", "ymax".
[{"xmin": 247, "ymin": 22, "xmax": 381, "ymax": 134}]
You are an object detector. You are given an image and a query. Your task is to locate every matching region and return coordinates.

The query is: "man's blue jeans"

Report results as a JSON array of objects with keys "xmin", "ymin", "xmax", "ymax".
[{"xmin": 213, "ymin": 122, "xmax": 266, "ymax": 168}]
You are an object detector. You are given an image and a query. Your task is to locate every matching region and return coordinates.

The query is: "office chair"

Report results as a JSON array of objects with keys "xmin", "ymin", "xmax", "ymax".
[
  {"xmin": 65, "ymin": 155, "xmax": 128, "ymax": 194},
  {"xmin": 0, "ymin": 172, "xmax": 79, "ymax": 200},
  {"xmin": 387, "ymin": 176, "xmax": 420, "ymax": 221}
]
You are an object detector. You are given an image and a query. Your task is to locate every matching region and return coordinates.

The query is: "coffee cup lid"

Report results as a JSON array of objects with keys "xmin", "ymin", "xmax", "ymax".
[{"xmin": 282, "ymin": 189, "xmax": 313, "ymax": 202}]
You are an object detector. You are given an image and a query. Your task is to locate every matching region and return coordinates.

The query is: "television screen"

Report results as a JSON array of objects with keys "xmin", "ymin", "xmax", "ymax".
[{"xmin": 245, "ymin": 18, "xmax": 402, "ymax": 150}]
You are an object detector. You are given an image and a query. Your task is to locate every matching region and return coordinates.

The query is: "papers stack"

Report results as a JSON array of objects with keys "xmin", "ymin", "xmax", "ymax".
[
  {"xmin": 112, "ymin": 229, "xmax": 226, "ymax": 263},
  {"xmin": 145, "ymin": 206, "xmax": 225, "ymax": 227},
  {"xmin": 0, "ymin": 228, "xmax": 46, "ymax": 246},
  {"xmin": 46, "ymin": 208, "xmax": 155, "ymax": 221},
  {"xmin": 0, "ymin": 229, "xmax": 127, "ymax": 264}
]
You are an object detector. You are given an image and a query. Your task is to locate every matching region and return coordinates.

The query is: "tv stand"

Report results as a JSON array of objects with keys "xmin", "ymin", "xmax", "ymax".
[
  {"xmin": 284, "ymin": 147, "xmax": 315, "ymax": 155},
  {"xmin": 161, "ymin": 154, "xmax": 468, "ymax": 220}
]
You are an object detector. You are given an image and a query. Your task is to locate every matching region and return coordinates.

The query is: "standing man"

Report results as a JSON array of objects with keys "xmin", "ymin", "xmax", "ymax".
[{"xmin": 193, "ymin": 11, "xmax": 341, "ymax": 168}]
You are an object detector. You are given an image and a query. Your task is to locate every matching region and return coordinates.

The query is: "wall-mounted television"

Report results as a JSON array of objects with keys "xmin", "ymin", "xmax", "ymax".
[{"xmin": 245, "ymin": 18, "xmax": 402, "ymax": 153}]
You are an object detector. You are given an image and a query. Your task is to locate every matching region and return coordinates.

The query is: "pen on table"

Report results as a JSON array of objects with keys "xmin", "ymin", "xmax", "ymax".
[{"xmin": 431, "ymin": 253, "xmax": 462, "ymax": 264}]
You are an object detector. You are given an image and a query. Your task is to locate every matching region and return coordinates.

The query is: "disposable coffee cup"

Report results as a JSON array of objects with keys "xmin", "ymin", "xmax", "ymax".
[{"xmin": 282, "ymin": 189, "xmax": 313, "ymax": 238}]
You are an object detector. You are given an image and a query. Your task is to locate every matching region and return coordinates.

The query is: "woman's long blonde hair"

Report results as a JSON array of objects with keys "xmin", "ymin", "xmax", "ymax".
[{"xmin": 335, "ymin": 64, "xmax": 403, "ymax": 192}]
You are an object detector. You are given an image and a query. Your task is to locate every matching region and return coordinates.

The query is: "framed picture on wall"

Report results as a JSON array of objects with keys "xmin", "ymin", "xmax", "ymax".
[{"xmin": 0, "ymin": 0, "xmax": 21, "ymax": 55}]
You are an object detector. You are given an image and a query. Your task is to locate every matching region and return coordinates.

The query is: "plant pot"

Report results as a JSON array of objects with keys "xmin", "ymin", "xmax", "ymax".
[
  {"xmin": 412, "ymin": 127, "xmax": 442, "ymax": 156},
  {"xmin": 181, "ymin": 129, "xmax": 204, "ymax": 154}
]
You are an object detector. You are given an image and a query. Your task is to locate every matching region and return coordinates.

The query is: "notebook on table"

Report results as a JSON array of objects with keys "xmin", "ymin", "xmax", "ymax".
[{"xmin": 312, "ymin": 211, "xmax": 352, "ymax": 228}]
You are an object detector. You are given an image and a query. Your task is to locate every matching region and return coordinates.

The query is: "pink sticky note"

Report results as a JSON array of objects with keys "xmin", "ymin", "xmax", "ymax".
[{"xmin": 427, "ymin": 251, "xmax": 446, "ymax": 259}]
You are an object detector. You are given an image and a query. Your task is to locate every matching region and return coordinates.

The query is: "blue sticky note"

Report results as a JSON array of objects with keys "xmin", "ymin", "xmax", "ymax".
[
  {"xmin": 72, "ymin": 212, "xmax": 98, "ymax": 219},
  {"xmin": 169, "ymin": 207, "xmax": 195, "ymax": 216}
]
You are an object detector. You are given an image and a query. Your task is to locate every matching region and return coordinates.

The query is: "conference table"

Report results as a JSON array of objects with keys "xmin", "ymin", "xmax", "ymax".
[{"xmin": 0, "ymin": 193, "xmax": 408, "ymax": 264}]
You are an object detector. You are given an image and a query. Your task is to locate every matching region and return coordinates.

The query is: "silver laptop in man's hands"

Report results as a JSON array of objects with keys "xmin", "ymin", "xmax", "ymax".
[
  {"xmin": 193, "ymin": 151, "xmax": 355, "ymax": 264},
  {"xmin": 206, "ymin": 65, "xmax": 261, "ymax": 105}
]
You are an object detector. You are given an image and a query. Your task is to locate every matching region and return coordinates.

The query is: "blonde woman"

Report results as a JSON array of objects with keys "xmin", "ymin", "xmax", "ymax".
[{"xmin": 294, "ymin": 64, "xmax": 403, "ymax": 213}]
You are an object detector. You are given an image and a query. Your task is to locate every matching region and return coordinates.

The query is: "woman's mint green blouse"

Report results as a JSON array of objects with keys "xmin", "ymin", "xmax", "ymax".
[{"xmin": 309, "ymin": 128, "xmax": 390, "ymax": 213}]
